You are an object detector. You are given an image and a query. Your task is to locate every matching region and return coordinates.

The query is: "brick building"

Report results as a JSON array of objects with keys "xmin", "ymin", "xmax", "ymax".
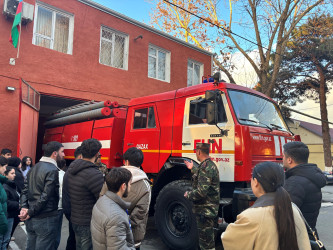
[{"xmin": 0, "ymin": 0, "xmax": 213, "ymax": 161}]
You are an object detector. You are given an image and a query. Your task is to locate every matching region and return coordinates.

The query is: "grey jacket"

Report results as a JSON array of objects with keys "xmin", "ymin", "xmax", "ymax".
[
  {"xmin": 100, "ymin": 166, "xmax": 151, "ymax": 246},
  {"xmin": 91, "ymin": 191, "xmax": 135, "ymax": 250}
]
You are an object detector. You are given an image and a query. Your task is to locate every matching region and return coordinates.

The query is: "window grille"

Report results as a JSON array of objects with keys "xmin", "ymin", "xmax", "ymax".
[
  {"xmin": 21, "ymin": 80, "xmax": 40, "ymax": 111},
  {"xmin": 148, "ymin": 45, "xmax": 170, "ymax": 82},
  {"xmin": 100, "ymin": 27, "xmax": 128, "ymax": 69}
]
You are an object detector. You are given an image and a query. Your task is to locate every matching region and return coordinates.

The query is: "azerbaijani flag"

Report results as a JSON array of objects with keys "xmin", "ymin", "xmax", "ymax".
[{"xmin": 9, "ymin": 0, "xmax": 23, "ymax": 48}]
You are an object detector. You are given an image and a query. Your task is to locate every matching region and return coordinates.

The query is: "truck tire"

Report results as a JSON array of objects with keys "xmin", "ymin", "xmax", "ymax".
[{"xmin": 154, "ymin": 180, "xmax": 198, "ymax": 250}]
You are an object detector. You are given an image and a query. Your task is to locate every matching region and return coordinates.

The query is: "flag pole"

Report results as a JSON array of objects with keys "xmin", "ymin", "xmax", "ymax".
[{"xmin": 16, "ymin": 14, "xmax": 22, "ymax": 58}]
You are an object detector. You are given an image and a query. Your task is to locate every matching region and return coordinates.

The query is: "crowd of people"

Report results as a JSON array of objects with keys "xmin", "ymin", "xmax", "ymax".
[
  {"xmin": 0, "ymin": 140, "xmax": 326, "ymax": 250},
  {"xmin": 185, "ymin": 141, "xmax": 326, "ymax": 250}
]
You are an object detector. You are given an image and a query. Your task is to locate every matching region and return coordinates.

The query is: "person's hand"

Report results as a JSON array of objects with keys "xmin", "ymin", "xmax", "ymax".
[
  {"xmin": 184, "ymin": 160, "xmax": 193, "ymax": 170},
  {"xmin": 184, "ymin": 191, "xmax": 188, "ymax": 198},
  {"xmin": 20, "ymin": 214, "xmax": 30, "ymax": 221},
  {"xmin": 19, "ymin": 208, "xmax": 29, "ymax": 221}
]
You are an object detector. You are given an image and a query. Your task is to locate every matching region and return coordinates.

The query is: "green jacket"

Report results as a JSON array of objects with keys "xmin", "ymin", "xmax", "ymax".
[
  {"xmin": 0, "ymin": 175, "xmax": 8, "ymax": 235},
  {"xmin": 187, "ymin": 158, "xmax": 220, "ymax": 218}
]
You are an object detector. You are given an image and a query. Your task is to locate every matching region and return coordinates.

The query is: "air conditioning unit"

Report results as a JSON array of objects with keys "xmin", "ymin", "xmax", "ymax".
[{"xmin": 3, "ymin": 0, "xmax": 34, "ymax": 24}]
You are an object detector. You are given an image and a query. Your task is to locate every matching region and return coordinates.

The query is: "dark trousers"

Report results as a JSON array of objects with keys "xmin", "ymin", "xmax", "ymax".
[
  {"xmin": 64, "ymin": 213, "xmax": 76, "ymax": 250},
  {"xmin": 25, "ymin": 215, "xmax": 58, "ymax": 250},
  {"xmin": 72, "ymin": 224, "xmax": 92, "ymax": 250},
  {"xmin": 11, "ymin": 216, "xmax": 20, "ymax": 237},
  {"xmin": 196, "ymin": 215, "xmax": 217, "ymax": 250},
  {"xmin": 55, "ymin": 210, "xmax": 63, "ymax": 249}
]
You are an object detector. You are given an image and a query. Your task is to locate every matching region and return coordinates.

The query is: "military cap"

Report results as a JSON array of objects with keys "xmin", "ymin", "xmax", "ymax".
[{"xmin": 195, "ymin": 143, "xmax": 210, "ymax": 154}]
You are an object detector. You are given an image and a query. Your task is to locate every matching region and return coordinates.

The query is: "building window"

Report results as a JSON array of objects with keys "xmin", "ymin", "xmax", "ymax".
[
  {"xmin": 133, "ymin": 107, "xmax": 156, "ymax": 129},
  {"xmin": 148, "ymin": 45, "xmax": 170, "ymax": 82},
  {"xmin": 99, "ymin": 26, "xmax": 129, "ymax": 70},
  {"xmin": 187, "ymin": 60, "xmax": 203, "ymax": 86},
  {"xmin": 33, "ymin": 4, "xmax": 74, "ymax": 54}
]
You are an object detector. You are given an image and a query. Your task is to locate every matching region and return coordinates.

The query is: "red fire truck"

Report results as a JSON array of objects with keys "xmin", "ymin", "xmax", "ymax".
[{"xmin": 44, "ymin": 76, "xmax": 295, "ymax": 249}]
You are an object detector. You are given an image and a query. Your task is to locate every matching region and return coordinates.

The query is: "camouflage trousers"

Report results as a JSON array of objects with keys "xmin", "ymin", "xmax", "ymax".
[{"xmin": 195, "ymin": 214, "xmax": 217, "ymax": 250}]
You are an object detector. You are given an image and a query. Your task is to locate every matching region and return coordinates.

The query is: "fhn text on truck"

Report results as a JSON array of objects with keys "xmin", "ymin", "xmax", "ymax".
[{"xmin": 44, "ymin": 75, "xmax": 297, "ymax": 250}]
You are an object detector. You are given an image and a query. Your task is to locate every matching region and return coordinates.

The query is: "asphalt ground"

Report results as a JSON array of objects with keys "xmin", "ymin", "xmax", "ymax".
[{"xmin": 9, "ymin": 184, "xmax": 333, "ymax": 250}]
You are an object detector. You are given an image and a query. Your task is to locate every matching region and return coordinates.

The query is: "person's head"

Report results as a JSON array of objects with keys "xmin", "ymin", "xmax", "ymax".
[
  {"xmin": 74, "ymin": 146, "xmax": 83, "ymax": 160},
  {"xmin": 123, "ymin": 147, "xmax": 144, "ymax": 167},
  {"xmin": 105, "ymin": 167, "xmax": 132, "ymax": 198},
  {"xmin": 8, "ymin": 157, "xmax": 22, "ymax": 170},
  {"xmin": 81, "ymin": 139, "xmax": 102, "ymax": 162},
  {"xmin": 22, "ymin": 156, "xmax": 32, "ymax": 166},
  {"xmin": 0, "ymin": 157, "xmax": 8, "ymax": 176},
  {"xmin": 1, "ymin": 149, "xmax": 12, "ymax": 159},
  {"xmin": 194, "ymin": 143, "xmax": 210, "ymax": 161},
  {"xmin": 251, "ymin": 162, "xmax": 285, "ymax": 197},
  {"xmin": 252, "ymin": 162, "xmax": 298, "ymax": 250},
  {"xmin": 283, "ymin": 141, "xmax": 309, "ymax": 169},
  {"xmin": 22, "ymin": 156, "xmax": 32, "ymax": 171},
  {"xmin": 4, "ymin": 166, "xmax": 16, "ymax": 181},
  {"xmin": 44, "ymin": 141, "xmax": 65, "ymax": 166}
]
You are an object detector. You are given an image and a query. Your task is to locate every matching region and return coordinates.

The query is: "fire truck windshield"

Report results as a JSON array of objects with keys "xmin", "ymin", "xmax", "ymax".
[{"xmin": 228, "ymin": 90, "xmax": 288, "ymax": 131}]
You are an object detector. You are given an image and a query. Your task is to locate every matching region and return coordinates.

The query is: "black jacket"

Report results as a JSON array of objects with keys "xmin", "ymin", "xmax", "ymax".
[
  {"xmin": 67, "ymin": 159, "xmax": 103, "ymax": 226},
  {"xmin": 3, "ymin": 181, "xmax": 20, "ymax": 218},
  {"xmin": 284, "ymin": 163, "xmax": 326, "ymax": 228},
  {"xmin": 13, "ymin": 167, "xmax": 24, "ymax": 194},
  {"xmin": 62, "ymin": 170, "xmax": 71, "ymax": 218},
  {"xmin": 20, "ymin": 159, "xmax": 59, "ymax": 218}
]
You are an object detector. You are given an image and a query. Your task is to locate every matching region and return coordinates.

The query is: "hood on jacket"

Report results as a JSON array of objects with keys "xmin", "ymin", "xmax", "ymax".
[
  {"xmin": 286, "ymin": 163, "xmax": 326, "ymax": 189},
  {"xmin": 122, "ymin": 166, "xmax": 149, "ymax": 184},
  {"xmin": 68, "ymin": 159, "xmax": 97, "ymax": 175},
  {"xmin": 105, "ymin": 190, "xmax": 131, "ymax": 210},
  {"xmin": 3, "ymin": 180, "xmax": 16, "ymax": 189}
]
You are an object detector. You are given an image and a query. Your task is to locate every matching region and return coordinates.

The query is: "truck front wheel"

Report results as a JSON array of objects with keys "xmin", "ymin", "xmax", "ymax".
[{"xmin": 154, "ymin": 180, "xmax": 198, "ymax": 250}]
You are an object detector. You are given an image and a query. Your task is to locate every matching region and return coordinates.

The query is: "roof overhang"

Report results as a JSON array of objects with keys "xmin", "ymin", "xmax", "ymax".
[{"xmin": 77, "ymin": 0, "xmax": 214, "ymax": 56}]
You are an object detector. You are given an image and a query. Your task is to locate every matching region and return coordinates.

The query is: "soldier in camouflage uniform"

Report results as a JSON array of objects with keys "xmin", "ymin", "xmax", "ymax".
[
  {"xmin": 184, "ymin": 143, "xmax": 220, "ymax": 250},
  {"xmin": 95, "ymin": 153, "xmax": 108, "ymax": 177}
]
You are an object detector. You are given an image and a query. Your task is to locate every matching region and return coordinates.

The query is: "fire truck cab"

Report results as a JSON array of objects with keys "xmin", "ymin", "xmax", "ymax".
[{"xmin": 44, "ymin": 78, "xmax": 294, "ymax": 250}]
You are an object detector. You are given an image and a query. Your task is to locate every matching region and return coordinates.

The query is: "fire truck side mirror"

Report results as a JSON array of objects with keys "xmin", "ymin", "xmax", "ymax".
[
  {"xmin": 206, "ymin": 102, "xmax": 217, "ymax": 125},
  {"xmin": 205, "ymin": 90, "xmax": 227, "ymax": 125},
  {"xmin": 205, "ymin": 90, "xmax": 218, "ymax": 101}
]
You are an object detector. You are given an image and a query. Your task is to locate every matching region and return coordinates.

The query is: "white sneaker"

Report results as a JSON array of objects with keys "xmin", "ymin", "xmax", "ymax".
[{"xmin": 10, "ymin": 237, "xmax": 15, "ymax": 241}]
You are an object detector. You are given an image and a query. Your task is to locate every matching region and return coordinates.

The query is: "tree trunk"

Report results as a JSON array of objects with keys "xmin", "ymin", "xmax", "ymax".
[{"xmin": 319, "ymin": 78, "xmax": 332, "ymax": 171}]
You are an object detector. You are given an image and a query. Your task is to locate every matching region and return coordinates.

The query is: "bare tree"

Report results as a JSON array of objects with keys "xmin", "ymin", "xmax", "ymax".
[{"xmin": 150, "ymin": 0, "xmax": 327, "ymax": 96}]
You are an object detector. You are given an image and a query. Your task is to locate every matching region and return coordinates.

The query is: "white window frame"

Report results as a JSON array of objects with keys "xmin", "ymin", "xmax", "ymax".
[
  {"xmin": 187, "ymin": 59, "xmax": 204, "ymax": 86},
  {"xmin": 32, "ymin": 2, "xmax": 74, "ymax": 55},
  {"xmin": 148, "ymin": 44, "xmax": 171, "ymax": 83},
  {"xmin": 99, "ymin": 26, "xmax": 129, "ymax": 70}
]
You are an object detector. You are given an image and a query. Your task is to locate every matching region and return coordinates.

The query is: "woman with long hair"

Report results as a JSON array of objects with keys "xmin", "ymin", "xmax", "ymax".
[
  {"xmin": 2, "ymin": 166, "xmax": 19, "ymax": 249},
  {"xmin": 221, "ymin": 162, "xmax": 311, "ymax": 250},
  {"xmin": 21, "ymin": 156, "xmax": 33, "ymax": 179},
  {"xmin": 7, "ymin": 157, "xmax": 24, "ymax": 194}
]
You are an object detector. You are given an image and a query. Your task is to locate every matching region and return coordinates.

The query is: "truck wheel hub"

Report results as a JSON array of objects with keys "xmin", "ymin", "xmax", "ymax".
[{"xmin": 167, "ymin": 202, "xmax": 189, "ymax": 236}]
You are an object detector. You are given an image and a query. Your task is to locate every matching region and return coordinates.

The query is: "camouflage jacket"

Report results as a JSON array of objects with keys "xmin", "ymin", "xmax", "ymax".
[
  {"xmin": 187, "ymin": 158, "xmax": 220, "ymax": 218},
  {"xmin": 96, "ymin": 162, "xmax": 108, "ymax": 177}
]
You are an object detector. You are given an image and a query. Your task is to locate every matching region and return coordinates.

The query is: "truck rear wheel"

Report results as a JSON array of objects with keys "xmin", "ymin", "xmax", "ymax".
[{"xmin": 154, "ymin": 180, "xmax": 198, "ymax": 250}]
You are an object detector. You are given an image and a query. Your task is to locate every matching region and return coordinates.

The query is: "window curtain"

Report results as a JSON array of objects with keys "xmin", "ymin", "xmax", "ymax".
[
  {"xmin": 35, "ymin": 6, "xmax": 52, "ymax": 48},
  {"xmin": 54, "ymin": 13, "xmax": 69, "ymax": 54}
]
